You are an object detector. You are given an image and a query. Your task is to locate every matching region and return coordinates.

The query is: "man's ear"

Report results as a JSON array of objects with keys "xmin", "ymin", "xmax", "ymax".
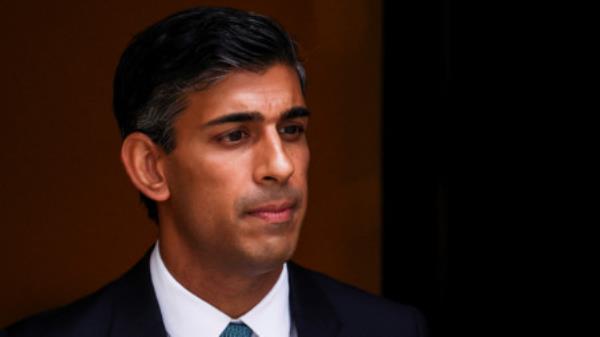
[{"xmin": 120, "ymin": 132, "xmax": 170, "ymax": 202}]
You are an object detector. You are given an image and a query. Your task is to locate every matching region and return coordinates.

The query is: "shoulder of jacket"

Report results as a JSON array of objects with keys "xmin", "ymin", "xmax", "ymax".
[
  {"xmin": 4, "ymin": 271, "xmax": 127, "ymax": 337},
  {"xmin": 288, "ymin": 261, "xmax": 428, "ymax": 336}
]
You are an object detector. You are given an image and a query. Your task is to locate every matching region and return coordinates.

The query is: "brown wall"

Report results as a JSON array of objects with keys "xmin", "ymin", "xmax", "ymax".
[{"xmin": 0, "ymin": 0, "xmax": 381, "ymax": 326}]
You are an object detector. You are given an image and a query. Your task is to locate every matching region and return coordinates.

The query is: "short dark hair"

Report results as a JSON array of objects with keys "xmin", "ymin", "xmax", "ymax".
[{"xmin": 113, "ymin": 7, "xmax": 306, "ymax": 223}]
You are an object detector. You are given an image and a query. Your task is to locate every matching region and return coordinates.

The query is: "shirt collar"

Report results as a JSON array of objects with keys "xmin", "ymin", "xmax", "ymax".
[{"xmin": 149, "ymin": 241, "xmax": 291, "ymax": 337}]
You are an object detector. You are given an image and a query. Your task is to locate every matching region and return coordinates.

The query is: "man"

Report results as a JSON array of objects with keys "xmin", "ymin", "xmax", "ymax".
[{"xmin": 3, "ymin": 7, "xmax": 426, "ymax": 337}]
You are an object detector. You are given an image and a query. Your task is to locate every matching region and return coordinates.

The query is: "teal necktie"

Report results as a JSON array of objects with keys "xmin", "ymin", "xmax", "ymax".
[{"xmin": 219, "ymin": 322, "xmax": 253, "ymax": 337}]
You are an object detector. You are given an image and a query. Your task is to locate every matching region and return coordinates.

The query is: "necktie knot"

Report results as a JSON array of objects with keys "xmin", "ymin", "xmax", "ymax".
[{"xmin": 220, "ymin": 322, "xmax": 253, "ymax": 337}]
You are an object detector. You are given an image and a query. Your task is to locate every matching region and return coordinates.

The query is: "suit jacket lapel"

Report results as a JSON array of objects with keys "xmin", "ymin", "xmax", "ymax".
[
  {"xmin": 103, "ymin": 250, "xmax": 341, "ymax": 337},
  {"xmin": 108, "ymin": 248, "xmax": 168, "ymax": 337},
  {"xmin": 288, "ymin": 261, "xmax": 341, "ymax": 337}
]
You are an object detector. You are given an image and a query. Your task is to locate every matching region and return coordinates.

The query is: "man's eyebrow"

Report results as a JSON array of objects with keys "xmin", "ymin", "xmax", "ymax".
[
  {"xmin": 202, "ymin": 106, "xmax": 310, "ymax": 129},
  {"xmin": 282, "ymin": 106, "xmax": 311, "ymax": 120},
  {"xmin": 202, "ymin": 112, "xmax": 264, "ymax": 128}
]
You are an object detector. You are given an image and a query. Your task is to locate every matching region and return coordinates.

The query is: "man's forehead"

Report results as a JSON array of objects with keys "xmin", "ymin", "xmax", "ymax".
[
  {"xmin": 184, "ymin": 65, "xmax": 305, "ymax": 121},
  {"xmin": 214, "ymin": 66, "xmax": 302, "ymax": 98},
  {"xmin": 227, "ymin": 89, "xmax": 300, "ymax": 110}
]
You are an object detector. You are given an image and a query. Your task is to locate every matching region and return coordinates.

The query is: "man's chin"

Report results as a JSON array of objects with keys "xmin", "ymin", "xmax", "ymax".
[{"xmin": 240, "ymin": 242, "xmax": 297, "ymax": 275}]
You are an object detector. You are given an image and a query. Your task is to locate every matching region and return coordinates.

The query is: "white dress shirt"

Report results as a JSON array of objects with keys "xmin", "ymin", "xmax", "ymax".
[{"xmin": 149, "ymin": 242, "xmax": 298, "ymax": 337}]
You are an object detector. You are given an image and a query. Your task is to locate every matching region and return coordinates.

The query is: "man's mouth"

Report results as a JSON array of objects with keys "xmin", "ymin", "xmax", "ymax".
[
  {"xmin": 246, "ymin": 199, "xmax": 296, "ymax": 223},
  {"xmin": 247, "ymin": 208, "xmax": 293, "ymax": 223}
]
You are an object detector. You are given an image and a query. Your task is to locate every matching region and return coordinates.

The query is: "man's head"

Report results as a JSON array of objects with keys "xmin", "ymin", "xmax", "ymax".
[
  {"xmin": 114, "ymin": 7, "xmax": 309, "ymax": 272},
  {"xmin": 113, "ymin": 6, "xmax": 306, "ymax": 222}
]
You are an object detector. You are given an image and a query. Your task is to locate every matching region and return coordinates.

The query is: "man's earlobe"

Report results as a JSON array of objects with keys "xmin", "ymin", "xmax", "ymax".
[{"xmin": 120, "ymin": 132, "xmax": 170, "ymax": 202}]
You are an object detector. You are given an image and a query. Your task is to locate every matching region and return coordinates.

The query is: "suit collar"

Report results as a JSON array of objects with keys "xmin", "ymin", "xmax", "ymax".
[
  {"xmin": 108, "ymin": 247, "xmax": 168, "ymax": 337},
  {"xmin": 105, "ymin": 249, "xmax": 341, "ymax": 337},
  {"xmin": 287, "ymin": 261, "xmax": 341, "ymax": 337}
]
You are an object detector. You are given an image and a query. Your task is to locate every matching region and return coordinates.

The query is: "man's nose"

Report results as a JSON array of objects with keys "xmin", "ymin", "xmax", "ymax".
[{"xmin": 253, "ymin": 129, "xmax": 294, "ymax": 185}]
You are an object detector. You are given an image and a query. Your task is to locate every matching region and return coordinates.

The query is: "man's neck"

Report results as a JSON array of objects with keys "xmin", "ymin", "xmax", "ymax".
[{"xmin": 157, "ymin": 235, "xmax": 283, "ymax": 318}]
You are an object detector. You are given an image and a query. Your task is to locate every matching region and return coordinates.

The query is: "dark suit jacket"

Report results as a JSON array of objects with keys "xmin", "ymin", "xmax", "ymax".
[{"xmin": 3, "ymin": 249, "xmax": 427, "ymax": 337}]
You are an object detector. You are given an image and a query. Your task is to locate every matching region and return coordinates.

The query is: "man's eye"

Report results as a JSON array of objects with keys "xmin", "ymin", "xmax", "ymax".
[
  {"xmin": 219, "ymin": 130, "xmax": 249, "ymax": 143},
  {"xmin": 280, "ymin": 125, "xmax": 305, "ymax": 137}
]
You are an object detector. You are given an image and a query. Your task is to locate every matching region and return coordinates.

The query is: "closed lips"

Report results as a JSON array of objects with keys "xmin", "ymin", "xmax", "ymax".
[{"xmin": 247, "ymin": 200, "xmax": 296, "ymax": 213}]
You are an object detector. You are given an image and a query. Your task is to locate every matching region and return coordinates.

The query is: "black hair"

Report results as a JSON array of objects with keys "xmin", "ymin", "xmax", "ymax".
[{"xmin": 112, "ymin": 7, "xmax": 306, "ymax": 223}]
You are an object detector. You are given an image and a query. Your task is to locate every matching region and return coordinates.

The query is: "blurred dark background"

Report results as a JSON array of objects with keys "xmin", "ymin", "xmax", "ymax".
[
  {"xmin": 381, "ymin": 1, "xmax": 449, "ymax": 336},
  {"xmin": 380, "ymin": 1, "xmax": 597, "ymax": 336}
]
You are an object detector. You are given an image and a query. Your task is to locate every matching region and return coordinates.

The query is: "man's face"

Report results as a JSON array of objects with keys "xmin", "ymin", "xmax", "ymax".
[{"xmin": 161, "ymin": 64, "xmax": 309, "ymax": 274}]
